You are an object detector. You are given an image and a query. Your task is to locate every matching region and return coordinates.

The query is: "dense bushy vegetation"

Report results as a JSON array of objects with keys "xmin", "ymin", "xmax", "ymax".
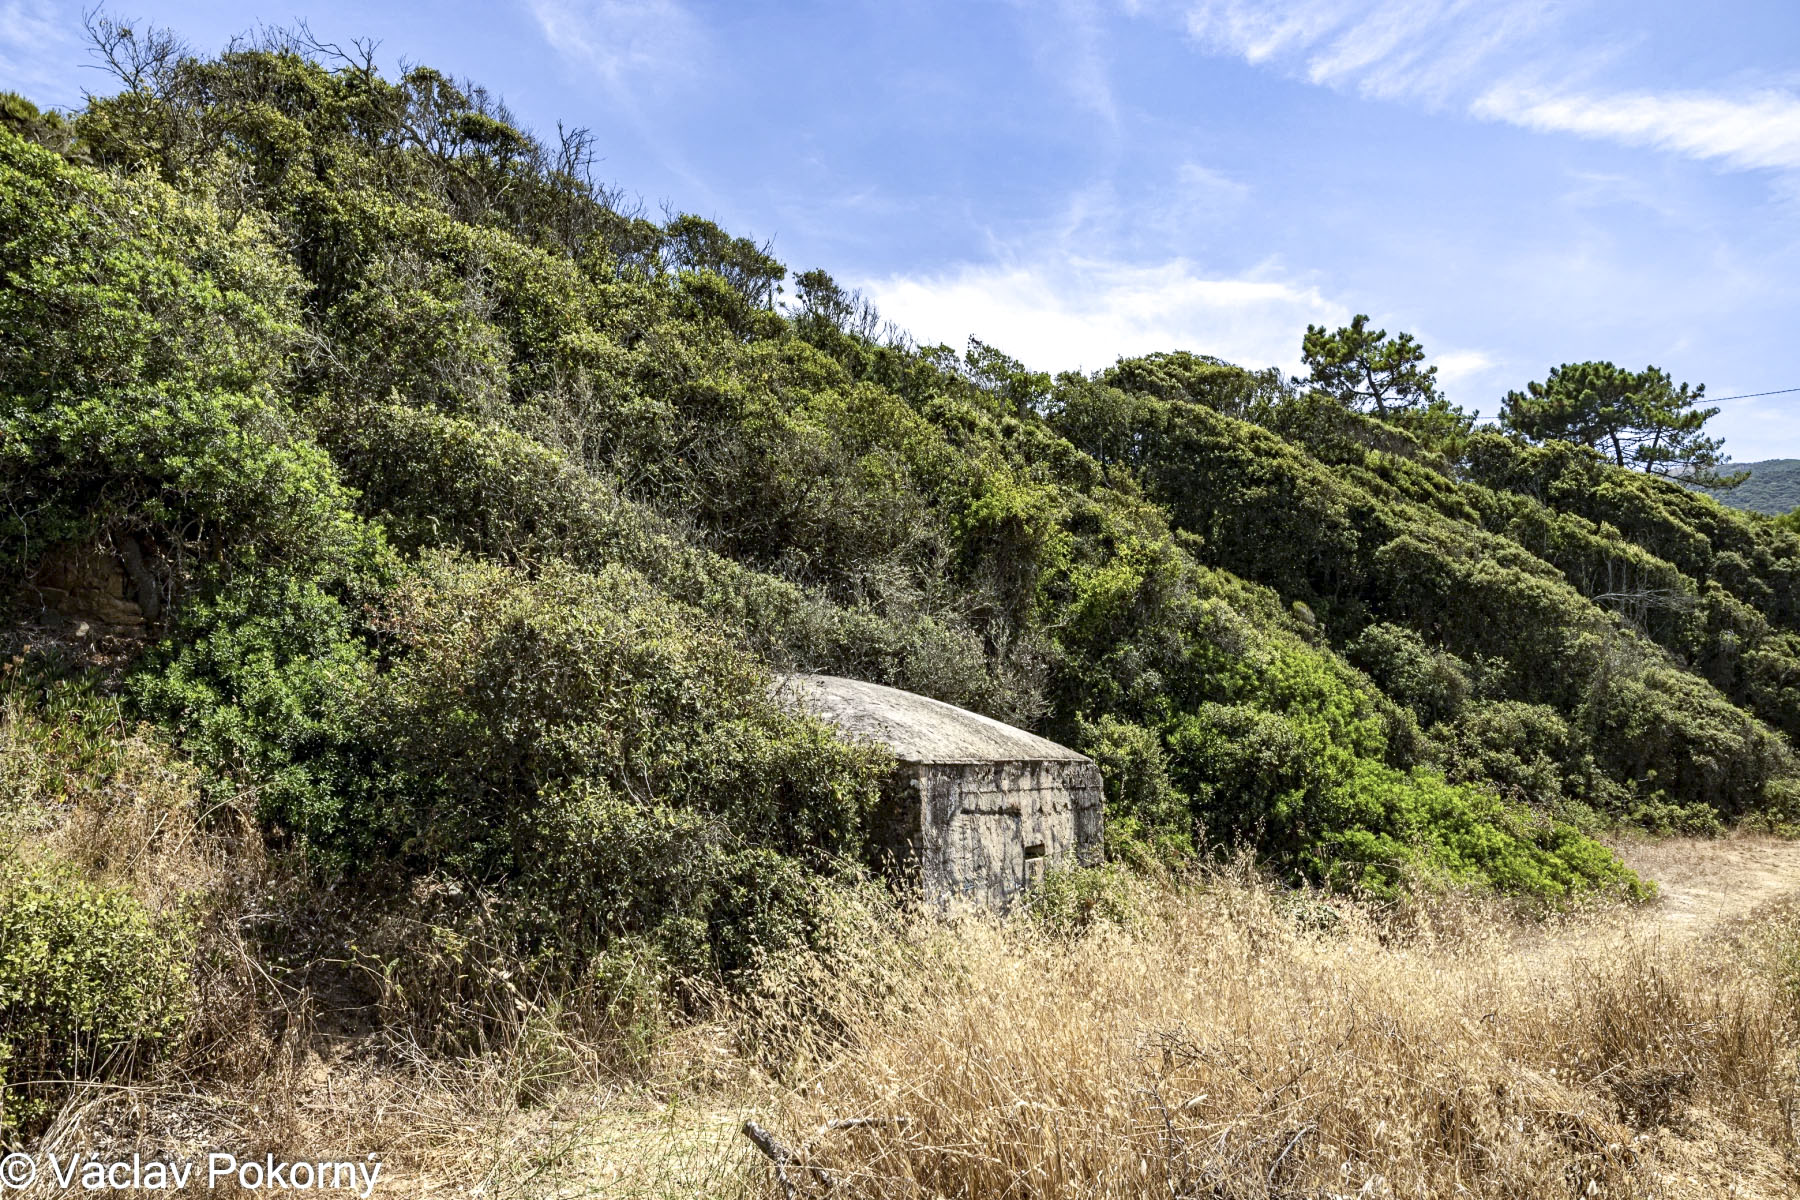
[
  {"xmin": 0, "ymin": 861, "xmax": 192, "ymax": 1132},
  {"xmin": 5, "ymin": 25, "xmax": 1800, "ymax": 1136}
]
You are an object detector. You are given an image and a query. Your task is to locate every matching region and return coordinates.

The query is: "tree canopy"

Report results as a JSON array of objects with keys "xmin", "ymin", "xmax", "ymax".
[
  {"xmin": 1300, "ymin": 314, "xmax": 1442, "ymax": 416},
  {"xmin": 1500, "ymin": 361, "xmax": 1741, "ymax": 486}
]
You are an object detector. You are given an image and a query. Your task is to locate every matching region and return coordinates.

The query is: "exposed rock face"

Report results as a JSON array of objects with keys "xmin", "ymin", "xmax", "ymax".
[
  {"xmin": 23, "ymin": 543, "xmax": 152, "ymax": 639},
  {"xmin": 773, "ymin": 674, "xmax": 1104, "ymax": 910}
]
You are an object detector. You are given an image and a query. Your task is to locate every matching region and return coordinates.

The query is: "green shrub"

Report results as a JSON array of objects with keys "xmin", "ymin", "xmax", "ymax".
[
  {"xmin": 1168, "ymin": 701, "xmax": 1350, "ymax": 856},
  {"xmin": 1321, "ymin": 762, "xmax": 1644, "ymax": 902},
  {"xmin": 0, "ymin": 861, "xmax": 192, "ymax": 1142},
  {"xmin": 1621, "ymin": 791, "xmax": 1726, "ymax": 837},
  {"xmin": 1579, "ymin": 657, "xmax": 1789, "ymax": 819},
  {"xmin": 130, "ymin": 572, "xmax": 375, "ymax": 837},
  {"xmin": 0, "ymin": 651, "xmax": 134, "ymax": 820},
  {"xmin": 356, "ymin": 554, "xmax": 887, "ymax": 859},
  {"xmin": 1432, "ymin": 700, "xmax": 1582, "ymax": 810},
  {"xmin": 332, "ymin": 555, "xmax": 890, "ymax": 986},
  {"xmin": 1022, "ymin": 863, "xmax": 1139, "ymax": 936},
  {"xmin": 2, "ymin": 124, "xmax": 392, "ymax": 838},
  {"xmin": 1346, "ymin": 622, "xmax": 1472, "ymax": 728},
  {"xmin": 1075, "ymin": 715, "xmax": 1191, "ymax": 860},
  {"xmin": 0, "ymin": 127, "xmax": 381, "ymax": 591}
]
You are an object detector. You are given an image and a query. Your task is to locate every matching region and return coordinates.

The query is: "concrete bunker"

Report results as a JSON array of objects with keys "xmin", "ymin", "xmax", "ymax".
[{"xmin": 774, "ymin": 674, "xmax": 1104, "ymax": 910}]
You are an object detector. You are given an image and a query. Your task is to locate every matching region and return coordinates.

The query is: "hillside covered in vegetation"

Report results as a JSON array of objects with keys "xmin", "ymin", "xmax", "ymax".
[
  {"xmin": 1696, "ymin": 459, "xmax": 1800, "ymax": 516},
  {"xmin": 6, "ymin": 24, "xmax": 1800, "ymax": 1151}
]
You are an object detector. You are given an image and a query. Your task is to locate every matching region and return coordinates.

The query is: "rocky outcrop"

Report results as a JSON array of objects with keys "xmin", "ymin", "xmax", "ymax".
[{"xmin": 22, "ymin": 542, "xmax": 157, "ymax": 639}]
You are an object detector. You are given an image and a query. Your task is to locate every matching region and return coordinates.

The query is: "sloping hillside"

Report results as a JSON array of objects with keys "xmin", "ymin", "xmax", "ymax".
[
  {"xmin": 5, "ymin": 31, "xmax": 1800, "ymax": 1161},
  {"xmin": 1694, "ymin": 459, "xmax": 1800, "ymax": 515}
]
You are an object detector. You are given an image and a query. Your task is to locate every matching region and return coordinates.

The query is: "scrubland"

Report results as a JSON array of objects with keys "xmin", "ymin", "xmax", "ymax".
[
  {"xmin": 12, "ymin": 28, "xmax": 1800, "ymax": 1199},
  {"xmin": 11, "ymin": 689, "xmax": 1800, "ymax": 1200}
]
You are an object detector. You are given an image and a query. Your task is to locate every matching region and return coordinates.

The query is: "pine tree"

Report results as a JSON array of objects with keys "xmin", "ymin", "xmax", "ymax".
[
  {"xmin": 1299, "ymin": 314, "xmax": 1441, "ymax": 417},
  {"xmin": 1500, "ymin": 361, "xmax": 1743, "ymax": 485}
]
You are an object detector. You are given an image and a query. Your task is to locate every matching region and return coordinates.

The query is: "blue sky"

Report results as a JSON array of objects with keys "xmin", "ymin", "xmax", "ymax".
[{"xmin": 6, "ymin": 0, "xmax": 1800, "ymax": 454}]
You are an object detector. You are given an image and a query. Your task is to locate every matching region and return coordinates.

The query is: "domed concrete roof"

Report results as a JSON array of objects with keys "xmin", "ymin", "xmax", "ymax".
[{"xmin": 773, "ymin": 673, "xmax": 1092, "ymax": 765}]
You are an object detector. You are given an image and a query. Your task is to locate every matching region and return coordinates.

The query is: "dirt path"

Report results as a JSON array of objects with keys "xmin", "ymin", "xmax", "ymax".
[{"xmin": 1614, "ymin": 833, "xmax": 1800, "ymax": 937}]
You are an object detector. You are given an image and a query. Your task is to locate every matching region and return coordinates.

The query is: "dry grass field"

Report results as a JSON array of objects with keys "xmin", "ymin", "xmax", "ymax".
[
  {"xmin": 11, "ymin": 680, "xmax": 1800, "ymax": 1198},
  {"xmin": 190, "ymin": 841, "xmax": 1800, "ymax": 1200},
  {"xmin": 700, "ymin": 848, "xmax": 1800, "ymax": 1200}
]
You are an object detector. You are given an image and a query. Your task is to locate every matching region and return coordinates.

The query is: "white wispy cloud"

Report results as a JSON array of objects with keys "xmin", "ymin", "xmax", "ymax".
[
  {"xmin": 1012, "ymin": 0, "xmax": 1122, "ymax": 124},
  {"xmin": 1474, "ymin": 83, "xmax": 1800, "ymax": 172},
  {"xmin": 524, "ymin": 0, "xmax": 721, "ymax": 206},
  {"xmin": 1171, "ymin": 162, "xmax": 1252, "ymax": 213},
  {"xmin": 1430, "ymin": 348, "xmax": 1497, "ymax": 391},
  {"xmin": 1181, "ymin": 0, "xmax": 1556, "ymax": 105},
  {"xmin": 526, "ymin": 0, "xmax": 703, "ymax": 91},
  {"xmin": 1175, "ymin": 0, "xmax": 1800, "ymax": 174},
  {"xmin": 1, "ymin": 0, "xmax": 85, "ymax": 108},
  {"xmin": 1559, "ymin": 170, "xmax": 1689, "ymax": 220},
  {"xmin": 860, "ymin": 256, "xmax": 1347, "ymax": 377},
  {"xmin": 1044, "ymin": 160, "xmax": 1250, "ymax": 260}
]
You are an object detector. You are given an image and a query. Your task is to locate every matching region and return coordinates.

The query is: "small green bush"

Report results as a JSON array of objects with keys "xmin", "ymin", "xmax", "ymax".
[
  {"xmin": 1346, "ymin": 622, "xmax": 1472, "ymax": 728},
  {"xmin": 1621, "ymin": 791, "xmax": 1726, "ymax": 838},
  {"xmin": 1432, "ymin": 700, "xmax": 1579, "ymax": 810},
  {"xmin": 1022, "ymin": 863, "xmax": 1139, "ymax": 936},
  {"xmin": 1076, "ymin": 715, "xmax": 1191, "ymax": 861},
  {"xmin": 1321, "ymin": 762, "xmax": 1645, "ymax": 902},
  {"xmin": 313, "ymin": 554, "xmax": 891, "ymax": 994},
  {"xmin": 0, "ymin": 861, "xmax": 192, "ymax": 1142},
  {"xmin": 354, "ymin": 554, "xmax": 889, "ymax": 863}
]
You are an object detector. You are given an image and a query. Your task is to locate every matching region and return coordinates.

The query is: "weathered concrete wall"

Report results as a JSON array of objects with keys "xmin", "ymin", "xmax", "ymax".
[
  {"xmin": 894, "ymin": 759, "xmax": 1103, "ymax": 910},
  {"xmin": 774, "ymin": 674, "xmax": 1104, "ymax": 910}
]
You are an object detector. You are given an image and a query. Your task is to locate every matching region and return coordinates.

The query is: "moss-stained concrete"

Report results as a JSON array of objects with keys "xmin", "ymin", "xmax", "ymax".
[{"xmin": 774, "ymin": 674, "xmax": 1103, "ymax": 909}]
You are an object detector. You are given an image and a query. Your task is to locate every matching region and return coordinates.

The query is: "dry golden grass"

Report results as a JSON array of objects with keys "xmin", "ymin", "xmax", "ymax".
[
  {"xmin": 720, "ymin": 868, "xmax": 1800, "ymax": 1200},
  {"xmin": 16, "ymin": 857, "xmax": 1800, "ymax": 1198},
  {"xmin": 12, "ymin": 677, "xmax": 1800, "ymax": 1198},
  {"xmin": 0, "ymin": 686, "xmax": 240, "ymax": 910}
]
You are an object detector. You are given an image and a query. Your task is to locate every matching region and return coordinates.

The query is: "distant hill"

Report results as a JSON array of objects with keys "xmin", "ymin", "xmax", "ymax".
[{"xmin": 1691, "ymin": 460, "xmax": 1800, "ymax": 515}]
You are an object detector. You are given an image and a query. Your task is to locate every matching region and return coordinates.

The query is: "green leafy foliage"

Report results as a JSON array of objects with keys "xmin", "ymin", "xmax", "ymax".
[
  {"xmin": 355, "ymin": 555, "xmax": 887, "ymax": 862},
  {"xmin": 1500, "ymin": 361, "xmax": 1738, "ymax": 484},
  {"xmin": 1300, "ymin": 314, "xmax": 1444, "ymax": 417},
  {"xmin": 0, "ymin": 860, "xmax": 192, "ymax": 1142},
  {"xmin": 343, "ymin": 555, "xmax": 890, "ymax": 982},
  {"xmin": 0, "ymin": 127, "xmax": 371, "ymax": 576},
  {"xmin": 1345, "ymin": 623, "xmax": 1473, "ymax": 730},
  {"xmin": 13, "ymin": 28, "xmax": 1798, "ymax": 985},
  {"xmin": 1022, "ymin": 863, "xmax": 1140, "ymax": 935}
]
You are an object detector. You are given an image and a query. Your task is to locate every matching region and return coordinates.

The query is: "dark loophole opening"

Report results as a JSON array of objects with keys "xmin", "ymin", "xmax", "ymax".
[{"xmin": 1023, "ymin": 843, "xmax": 1046, "ymax": 861}]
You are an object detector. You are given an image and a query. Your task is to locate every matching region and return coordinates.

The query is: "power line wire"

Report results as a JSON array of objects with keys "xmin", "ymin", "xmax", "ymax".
[{"xmin": 1712, "ymin": 386, "xmax": 1800, "ymax": 402}]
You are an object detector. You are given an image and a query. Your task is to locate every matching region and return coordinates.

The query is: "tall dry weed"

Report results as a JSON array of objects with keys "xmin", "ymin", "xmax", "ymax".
[
  {"xmin": 13, "ymin": 675, "xmax": 1800, "ymax": 1199},
  {"xmin": 732, "ymin": 867, "xmax": 1800, "ymax": 1199}
]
